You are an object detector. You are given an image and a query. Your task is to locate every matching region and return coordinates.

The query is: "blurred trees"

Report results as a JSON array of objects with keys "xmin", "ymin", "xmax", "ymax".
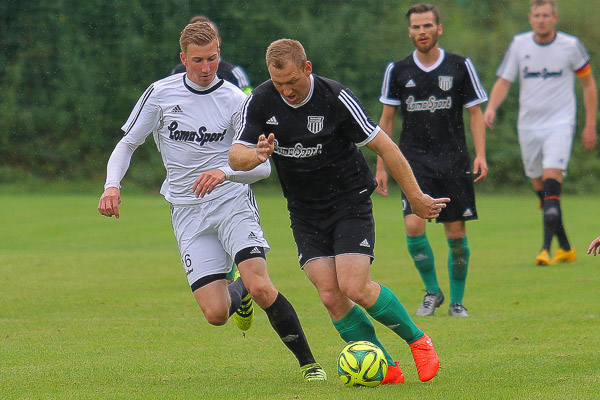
[{"xmin": 1, "ymin": 0, "xmax": 599, "ymax": 192}]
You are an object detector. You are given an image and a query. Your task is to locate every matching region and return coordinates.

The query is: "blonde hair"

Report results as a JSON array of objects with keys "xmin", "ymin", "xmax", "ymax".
[
  {"xmin": 179, "ymin": 21, "xmax": 218, "ymax": 54},
  {"xmin": 188, "ymin": 15, "xmax": 219, "ymax": 36},
  {"xmin": 265, "ymin": 39, "xmax": 307, "ymax": 70}
]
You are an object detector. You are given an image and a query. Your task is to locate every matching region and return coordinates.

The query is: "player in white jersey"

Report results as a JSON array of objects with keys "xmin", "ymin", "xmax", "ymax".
[
  {"xmin": 484, "ymin": 0, "xmax": 597, "ymax": 266},
  {"xmin": 97, "ymin": 22, "xmax": 326, "ymax": 382}
]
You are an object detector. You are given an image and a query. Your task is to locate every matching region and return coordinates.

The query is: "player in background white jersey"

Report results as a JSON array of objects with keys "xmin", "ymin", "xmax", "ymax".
[
  {"xmin": 97, "ymin": 22, "xmax": 326, "ymax": 382},
  {"xmin": 484, "ymin": 0, "xmax": 597, "ymax": 266}
]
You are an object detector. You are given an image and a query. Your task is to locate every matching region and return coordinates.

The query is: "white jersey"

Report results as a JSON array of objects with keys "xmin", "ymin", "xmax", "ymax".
[
  {"xmin": 106, "ymin": 74, "xmax": 265, "ymax": 205},
  {"xmin": 496, "ymin": 31, "xmax": 590, "ymax": 130}
]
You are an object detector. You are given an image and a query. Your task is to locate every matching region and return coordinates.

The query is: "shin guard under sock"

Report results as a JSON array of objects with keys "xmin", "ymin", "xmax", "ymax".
[
  {"xmin": 542, "ymin": 179, "xmax": 564, "ymax": 251},
  {"xmin": 366, "ymin": 285, "xmax": 423, "ymax": 344},
  {"xmin": 264, "ymin": 292, "xmax": 315, "ymax": 366},
  {"xmin": 406, "ymin": 234, "xmax": 439, "ymax": 294},
  {"xmin": 447, "ymin": 237, "xmax": 470, "ymax": 305}
]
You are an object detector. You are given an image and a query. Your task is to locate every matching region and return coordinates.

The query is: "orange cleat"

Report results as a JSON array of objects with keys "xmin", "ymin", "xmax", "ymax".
[
  {"xmin": 381, "ymin": 361, "xmax": 404, "ymax": 384},
  {"xmin": 409, "ymin": 334, "xmax": 440, "ymax": 382},
  {"xmin": 535, "ymin": 249, "xmax": 551, "ymax": 266},
  {"xmin": 552, "ymin": 248, "xmax": 576, "ymax": 264}
]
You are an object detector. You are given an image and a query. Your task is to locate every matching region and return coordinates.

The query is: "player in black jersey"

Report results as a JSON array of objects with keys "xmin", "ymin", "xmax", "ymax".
[
  {"xmin": 229, "ymin": 38, "xmax": 450, "ymax": 383},
  {"xmin": 171, "ymin": 16, "xmax": 252, "ymax": 94},
  {"xmin": 378, "ymin": 3, "xmax": 488, "ymax": 317}
]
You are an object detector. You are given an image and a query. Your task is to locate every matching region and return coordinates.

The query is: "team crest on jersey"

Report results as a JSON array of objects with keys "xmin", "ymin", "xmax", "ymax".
[
  {"xmin": 307, "ymin": 116, "xmax": 324, "ymax": 134},
  {"xmin": 438, "ymin": 75, "xmax": 453, "ymax": 91}
]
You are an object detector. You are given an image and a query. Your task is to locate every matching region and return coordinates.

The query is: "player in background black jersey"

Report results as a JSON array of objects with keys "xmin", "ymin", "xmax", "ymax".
[
  {"xmin": 229, "ymin": 38, "xmax": 449, "ymax": 383},
  {"xmin": 377, "ymin": 3, "xmax": 488, "ymax": 317},
  {"xmin": 171, "ymin": 16, "xmax": 253, "ymax": 94}
]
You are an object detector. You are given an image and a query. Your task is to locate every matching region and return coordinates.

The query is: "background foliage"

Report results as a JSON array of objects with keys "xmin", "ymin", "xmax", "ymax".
[{"xmin": 1, "ymin": 0, "xmax": 599, "ymax": 192}]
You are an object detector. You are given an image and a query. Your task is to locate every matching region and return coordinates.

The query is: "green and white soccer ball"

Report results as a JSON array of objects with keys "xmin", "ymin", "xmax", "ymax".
[{"xmin": 337, "ymin": 340, "xmax": 388, "ymax": 387}]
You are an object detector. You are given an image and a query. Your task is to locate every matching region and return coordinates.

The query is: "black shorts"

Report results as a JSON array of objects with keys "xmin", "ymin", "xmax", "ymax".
[
  {"xmin": 402, "ymin": 175, "xmax": 477, "ymax": 223},
  {"xmin": 290, "ymin": 200, "xmax": 375, "ymax": 268}
]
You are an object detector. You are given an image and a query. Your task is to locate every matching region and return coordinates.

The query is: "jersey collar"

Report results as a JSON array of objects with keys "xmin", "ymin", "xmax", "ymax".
[
  {"xmin": 412, "ymin": 48, "xmax": 445, "ymax": 72},
  {"xmin": 183, "ymin": 75, "xmax": 224, "ymax": 95},
  {"xmin": 280, "ymin": 74, "xmax": 315, "ymax": 109}
]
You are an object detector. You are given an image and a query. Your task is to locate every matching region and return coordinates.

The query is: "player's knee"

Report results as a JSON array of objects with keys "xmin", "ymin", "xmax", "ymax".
[
  {"xmin": 318, "ymin": 288, "xmax": 343, "ymax": 311},
  {"xmin": 338, "ymin": 282, "xmax": 370, "ymax": 306},
  {"xmin": 203, "ymin": 308, "xmax": 229, "ymax": 326},
  {"xmin": 247, "ymin": 280, "xmax": 277, "ymax": 309}
]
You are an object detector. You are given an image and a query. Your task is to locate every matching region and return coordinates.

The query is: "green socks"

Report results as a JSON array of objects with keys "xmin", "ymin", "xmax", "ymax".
[
  {"xmin": 407, "ymin": 234, "xmax": 440, "ymax": 294},
  {"xmin": 332, "ymin": 305, "xmax": 395, "ymax": 365},
  {"xmin": 447, "ymin": 237, "xmax": 470, "ymax": 304},
  {"xmin": 366, "ymin": 285, "xmax": 423, "ymax": 344}
]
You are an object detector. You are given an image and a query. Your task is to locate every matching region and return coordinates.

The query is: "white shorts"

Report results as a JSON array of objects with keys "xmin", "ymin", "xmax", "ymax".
[
  {"xmin": 170, "ymin": 186, "xmax": 270, "ymax": 288},
  {"xmin": 518, "ymin": 125, "xmax": 575, "ymax": 179}
]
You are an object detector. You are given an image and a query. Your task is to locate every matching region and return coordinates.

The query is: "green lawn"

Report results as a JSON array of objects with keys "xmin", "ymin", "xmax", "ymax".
[{"xmin": 1, "ymin": 189, "xmax": 598, "ymax": 399}]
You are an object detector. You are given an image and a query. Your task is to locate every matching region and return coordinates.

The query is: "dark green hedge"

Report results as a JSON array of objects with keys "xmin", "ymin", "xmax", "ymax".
[{"xmin": 1, "ymin": 0, "xmax": 599, "ymax": 192}]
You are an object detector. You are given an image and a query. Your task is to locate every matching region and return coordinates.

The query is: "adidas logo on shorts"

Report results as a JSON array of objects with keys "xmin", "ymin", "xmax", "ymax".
[
  {"xmin": 463, "ymin": 208, "xmax": 473, "ymax": 217},
  {"xmin": 359, "ymin": 239, "xmax": 370, "ymax": 248},
  {"xmin": 250, "ymin": 247, "xmax": 261, "ymax": 255}
]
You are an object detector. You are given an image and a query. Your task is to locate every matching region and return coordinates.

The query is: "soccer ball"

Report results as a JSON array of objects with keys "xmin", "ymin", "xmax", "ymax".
[{"xmin": 337, "ymin": 340, "xmax": 388, "ymax": 387}]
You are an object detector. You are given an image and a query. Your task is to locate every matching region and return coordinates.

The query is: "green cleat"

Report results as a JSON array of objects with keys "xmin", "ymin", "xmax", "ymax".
[
  {"xmin": 231, "ymin": 270, "xmax": 253, "ymax": 331},
  {"xmin": 233, "ymin": 293, "xmax": 254, "ymax": 331},
  {"xmin": 300, "ymin": 363, "xmax": 327, "ymax": 382}
]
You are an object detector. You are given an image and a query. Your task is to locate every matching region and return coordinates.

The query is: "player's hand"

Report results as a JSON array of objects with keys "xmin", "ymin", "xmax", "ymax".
[
  {"xmin": 192, "ymin": 169, "xmax": 226, "ymax": 198},
  {"xmin": 587, "ymin": 236, "xmax": 600, "ymax": 256},
  {"xmin": 375, "ymin": 169, "xmax": 389, "ymax": 196},
  {"xmin": 98, "ymin": 187, "xmax": 121, "ymax": 219},
  {"xmin": 410, "ymin": 194, "xmax": 450, "ymax": 220},
  {"xmin": 256, "ymin": 133, "xmax": 275, "ymax": 163},
  {"xmin": 483, "ymin": 109, "xmax": 495, "ymax": 130},
  {"xmin": 473, "ymin": 156, "xmax": 488, "ymax": 182},
  {"xmin": 581, "ymin": 124, "xmax": 597, "ymax": 152}
]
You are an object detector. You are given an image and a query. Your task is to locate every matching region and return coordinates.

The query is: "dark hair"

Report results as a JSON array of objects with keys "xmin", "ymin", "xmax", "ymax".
[
  {"xmin": 530, "ymin": 0, "xmax": 557, "ymax": 14},
  {"xmin": 406, "ymin": 3, "xmax": 440, "ymax": 25}
]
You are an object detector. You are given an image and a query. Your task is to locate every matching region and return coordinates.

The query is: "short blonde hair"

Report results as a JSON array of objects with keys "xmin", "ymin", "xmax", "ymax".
[
  {"xmin": 530, "ymin": 0, "xmax": 557, "ymax": 13},
  {"xmin": 189, "ymin": 15, "xmax": 219, "ymax": 36},
  {"xmin": 179, "ymin": 21, "xmax": 218, "ymax": 54},
  {"xmin": 266, "ymin": 39, "xmax": 307, "ymax": 70}
]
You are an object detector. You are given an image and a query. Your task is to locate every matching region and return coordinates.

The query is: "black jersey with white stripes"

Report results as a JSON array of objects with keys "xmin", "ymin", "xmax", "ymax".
[
  {"xmin": 234, "ymin": 74, "xmax": 379, "ymax": 212},
  {"xmin": 172, "ymin": 59, "xmax": 251, "ymax": 91},
  {"xmin": 380, "ymin": 50, "xmax": 488, "ymax": 178}
]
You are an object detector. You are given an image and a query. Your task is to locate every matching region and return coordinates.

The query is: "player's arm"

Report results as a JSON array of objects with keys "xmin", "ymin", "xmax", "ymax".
[
  {"xmin": 483, "ymin": 78, "xmax": 512, "ymax": 129},
  {"xmin": 98, "ymin": 139, "xmax": 140, "ymax": 219},
  {"xmin": 229, "ymin": 133, "xmax": 275, "ymax": 171},
  {"xmin": 99, "ymin": 84, "xmax": 158, "ymax": 219},
  {"xmin": 376, "ymin": 105, "xmax": 398, "ymax": 196},
  {"xmin": 366, "ymin": 131, "xmax": 449, "ymax": 219},
  {"xmin": 467, "ymin": 105, "xmax": 488, "ymax": 182},
  {"xmin": 191, "ymin": 161, "xmax": 271, "ymax": 198},
  {"xmin": 577, "ymin": 65, "xmax": 598, "ymax": 151}
]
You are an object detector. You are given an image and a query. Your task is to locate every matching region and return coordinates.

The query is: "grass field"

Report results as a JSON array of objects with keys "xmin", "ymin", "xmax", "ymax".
[{"xmin": 1, "ymin": 188, "xmax": 598, "ymax": 399}]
